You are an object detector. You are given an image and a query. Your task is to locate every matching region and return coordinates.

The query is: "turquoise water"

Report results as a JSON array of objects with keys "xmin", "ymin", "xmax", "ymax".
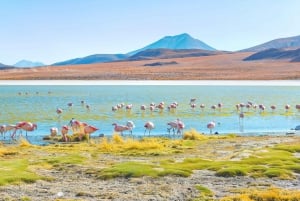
[{"xmin": 0, "ymin": 85, "xmax": 299, "ymax": 144}]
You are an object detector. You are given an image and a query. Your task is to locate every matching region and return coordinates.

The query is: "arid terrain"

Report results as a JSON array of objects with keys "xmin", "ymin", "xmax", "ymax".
[{"xmin": 1, "ymin": 52, "xmax": 300, "ymax": 80}]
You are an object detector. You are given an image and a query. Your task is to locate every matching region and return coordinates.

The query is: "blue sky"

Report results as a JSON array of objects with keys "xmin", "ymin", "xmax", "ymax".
[{"xmin": 1, "ymin": 0, "xmax": 300, "ymax": 65}]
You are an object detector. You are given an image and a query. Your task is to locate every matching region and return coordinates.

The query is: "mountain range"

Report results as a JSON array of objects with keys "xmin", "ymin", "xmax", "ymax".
[
  {"xmin": 2, "ymin": 33, "xmax": 300, "ymax": 67},
  {"xmin": 14, "ymin": 60, "xmax": 44, "ymax": 68},
  {"xmin": 244, "ymin": 48, "xmax": 300, "ymax": 62},
  {"xmin": 241, "ymin": 35, "xmax": 300, "ymax": 52}
]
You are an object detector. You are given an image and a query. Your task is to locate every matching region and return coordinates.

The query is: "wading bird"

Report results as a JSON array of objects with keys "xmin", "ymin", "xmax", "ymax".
[
  {"xmin": 144, "ymin": 121, "xmax": 155, "ymax": 136},
  {"xmin": 112, "ymin": 123, "xmax": 130, "ymax": 136}
]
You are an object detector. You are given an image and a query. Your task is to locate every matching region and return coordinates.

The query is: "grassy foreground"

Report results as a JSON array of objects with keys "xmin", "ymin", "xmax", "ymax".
[{"xmin": 0, "ymin": 130, "xmax": 300, "ymax": 200}]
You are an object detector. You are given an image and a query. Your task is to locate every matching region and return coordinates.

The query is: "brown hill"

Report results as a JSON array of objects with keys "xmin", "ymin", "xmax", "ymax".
[
  {"xmin": 0, "ymin": 52, "xmax": 300, "ymax": 80},
  {"xmin": 244, "ymin": 48, "xmax": 300, "ymax": 62}
]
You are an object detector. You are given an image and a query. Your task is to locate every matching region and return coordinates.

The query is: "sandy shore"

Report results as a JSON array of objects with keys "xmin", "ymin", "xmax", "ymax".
[{"xmin": 0, "ymin": 135, "xmax": 299, "ymax": 201}]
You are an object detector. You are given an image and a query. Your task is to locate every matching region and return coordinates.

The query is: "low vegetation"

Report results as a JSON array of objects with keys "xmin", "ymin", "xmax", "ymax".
[
  {"xmin": 221, "ymin": 187, "xmax": 300, "ymax": 201},
  {"xmin": 0, "ymin": 129, "xmax": 299, "ymax": 200}
]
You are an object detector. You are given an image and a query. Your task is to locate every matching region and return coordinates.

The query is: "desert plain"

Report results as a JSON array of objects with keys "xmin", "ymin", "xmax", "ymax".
[{"xmin": 1, "ymin": 52, "xmax": 300, "ymax": 80}]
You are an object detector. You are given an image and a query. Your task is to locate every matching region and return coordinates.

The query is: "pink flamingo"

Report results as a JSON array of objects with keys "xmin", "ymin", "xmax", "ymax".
[
  {"xmin": 207, "ymin": 121, "xmax": 216, "ymax": 134},
  {"xmin": 211, "ymin": 105, "xmax": 217, "ymax": 112},
  {"xmin": 126, "ymin": 104, "xmax": 133, "ymax": 110},
  {"xmin": 235, "ymin": 104, "xmax": 240, "ymax": 111},
  {"xmin": 270, "ymin": 105, "xmax": 276, "ymax": 112},
  {"xmin": 0, "ymin": 125, "xmax": 9, "ymax": 139},
  {"xmin": 190, "ymin": 98, "xmax": 196, "ymax": 105},
  {"xmin": 112, "ymin": 123, "xmax": 130, "ymax": 135},
  {"xmin": 167, "ymin": 119, "xmax": 185, "ymax": 136},
  {"xmin": 13, "ymin": 121, "xmax": 37, "ymax": 137},
  {"xmin": 200, "ymin": 104, "xmax": 205, "ymax": 111},
  {"xmin": 50, "ymin": 127, "xmax": 58, "ymax": 137},
  {"xmin": 56, "ymin": 108, "xmax": 63, "ymax": 115},
  {"xmin": 69, "ymin": 119, "xmax": 87, "ymax": 133},
  {"xmin": 112, "ymin": 106, "xmax": 118, "ymax": 112},
  {"xmin": 217, "ymin": 103, "xmax": 223, "ymax": 111},
  {"xmin": 61, "ymin": 125, "xmax": 69, "ymax": 142},
  {"xmin": 126, "ymin": 121, "xmax": 135, "ymax": 135},
  {"xmin": 82, "ymin": 125, "xmax": 99, "ymax": 140},
  {"xmin": 296, "ymin": 104, "xmax": 300, "ymax": 112},
  {"xmin": 149, "ymin": 105, "xmax": 155, "ymax": 112},
  {"xmin": 140, "ymin": 105, "xmax": 146, "ymax": 111},
  {"xmin": 157, "ymin": 103, "xmax": 164, "ymax": 110},
  {"xmin": 144, "ymin": 121, "xmax": 155, "ymax": 136},
  {"xmin": 285, "ymin": 104, "xmax": 290, "ymax": 112}
]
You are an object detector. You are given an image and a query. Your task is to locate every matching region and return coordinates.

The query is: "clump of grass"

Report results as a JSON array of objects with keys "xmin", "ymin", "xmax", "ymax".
[
  {"xmin": 194, "ymin": 184, "xmax": 214, "ymax": 201},
  {"xmin": 18, "ymin": 137, "xmax": 32, "ymax": 147},
  {"xmin": 0, "ymin": 147, "xmax": 18, "ymax": 157},
  {"xmin": 215, "ymin": 168, "xmax": 247, "ymax": 177},
  {"xmin": 98, "ymin": 161, "xmax": 158, "ymax": 179},
  {"xmin": 221, "ymin": 187, "xmax": 300, "ymax": 201},
  {"xmin": 183, "ymin": 129, "xmax": 208, "ymax": 140},
  {"xmin": 0, "ymin": 159, "xmax": 42, "ymax": 186},
  {"xmin": 112, "ymin": 133, "xmax": 124, "ymax": 144},
  {"xmin": 97, "ymin": 135, "xmax": 179, "ymax": 155},
  {"xmin": 263, "ymin": 168, "xmax": 292, "ymax": 179}
]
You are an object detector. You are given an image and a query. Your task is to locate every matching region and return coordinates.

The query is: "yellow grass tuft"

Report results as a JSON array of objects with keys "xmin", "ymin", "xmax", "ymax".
[
  {"xmin": 183, "ymin": 129, "xmax": 208, "ymax": 140},
  {"xmin": 221, "ymin": 187, "xmax": 300, "ymax": 201},
  {"xmin": 112, "ymin": 133, "xmax": 124, "ymax": 144},
  {"xmin": 18, "ymin": 137, "xmax": 32, "ymax": 147}
]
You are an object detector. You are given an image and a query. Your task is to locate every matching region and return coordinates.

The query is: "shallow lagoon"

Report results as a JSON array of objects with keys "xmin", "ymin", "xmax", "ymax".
[{"xmin": 0, "ymin": 83, "xmax": 299, "ymax": 144}]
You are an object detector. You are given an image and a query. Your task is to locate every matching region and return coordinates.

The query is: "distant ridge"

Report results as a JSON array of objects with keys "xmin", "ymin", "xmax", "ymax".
[
  {"xmin": 0, "ymin": 62, "xmax": 16, "ymax": 70},
  {"xmin": 241, "ymin": 35, "xmax": 300, "ymax": 52},
  {"xmin": 14, "ymin": 60, "xmax": 44, "ymax": 67},
  {"xmin": 52, "ymin": 54, "xmax": 128, "ymax": 66},
  {"xmin": 128, "ymin": 33, "xmax": 216, "ymax": 56},
  {"xmin": 128, "ymin": 48, "xmax": 222, "ymax": 61},
  {"xmin": 244, "ymin": 48, "xmax": 300, "ymax": 62}
]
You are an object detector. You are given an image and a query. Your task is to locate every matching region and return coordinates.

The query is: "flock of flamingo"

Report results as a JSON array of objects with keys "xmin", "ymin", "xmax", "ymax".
[{"xmin": 1, "ymin": 97, "xmax": 300, "ymax": 142}]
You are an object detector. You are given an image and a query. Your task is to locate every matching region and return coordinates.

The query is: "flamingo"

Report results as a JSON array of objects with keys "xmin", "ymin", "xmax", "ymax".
[
  {"xmin": 149, "ymin": 105, "xmax": 155, "ymax": 112},
  {"xmin": 167, "ymin": 119, "xmax": 185, "ymax": 136},
  {"xmin": 285, "ymin": 104, "xmax": 290, "ymax": 112},
  {"xmin": 112, "ymin": 123, "xmax": 130, "ymax": 135},
  {"xmin": 112, "ymin": 106, "xmax": 118, "ymax": 112},
  {"xmin": 207, "ymin": 121, "xmax": 216, "ymax": 134},
  {"xmin": 296, "ymin": 104, "xmax": 300, "ymax": 112},
  {"xmin": 0, "ymin": 125, "xmax": 7, "ymax": 139},
  {"xmin": 239, "ymin": 113, "xmax": 245, "ymax": 132},
  {"xmin": 83, "ymin": 125, "xmax": 99, "ymax": 141},
  {"xmin": 69, "ymin": 119, "xmax": 87, "ymax": 133},
  {"xmin": 126, "ymin": 104, "xmax": 133, "ymax": 110},
  {"xmin": 126, "ymin": 121, "xmax": 135, "ymax": 135},
  {"xmin": 15, "ymin": 121, "xmax": 37, "ymax": 137},
  {"xmin": 270, "ymin": 105, "xmax": 276, "ymax": 112},
  {"xmin": 217, "ymin": 103, "xmax": 223, "ymax": 111},
  {"xmin": 157, "ymin": 103, "xmax": 164, "ymax": 110},
  {"xmin": 190, "ymin": 98, "xmax": 196, "ymax": 105},
  {"xmin": 50, "ymin": 127, "xmax": 58, "ymax": 137},
  {"xmin": 211, "ymin": 105, "xmax": 217, "ymax": 112},
  {"xmin": 140, "ymin": 105, "xmax": 146, "ymax": 111},
  {"xmin": 200, "ymin": 104, "xmax": 205, "ymax": 111},
  {"xmin": 144, "ymin": 121, "xmax": 155, "ymax": 136},
  {"xmin": 56, "ymin": 108, "xmax": 63, "ymax": 115},
  {"xmin": 190, "ymin": 103, "xmax": 196, "ymax": 109},
  {"xmin": 61, "ymin": 125, "xmax": 69, "ymax": 142}
]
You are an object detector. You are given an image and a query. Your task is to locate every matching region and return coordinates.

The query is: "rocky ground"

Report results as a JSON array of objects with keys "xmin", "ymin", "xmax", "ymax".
[{"xmin": 0, "ymin": 136, "xmax": 299, "ymax": 201}]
